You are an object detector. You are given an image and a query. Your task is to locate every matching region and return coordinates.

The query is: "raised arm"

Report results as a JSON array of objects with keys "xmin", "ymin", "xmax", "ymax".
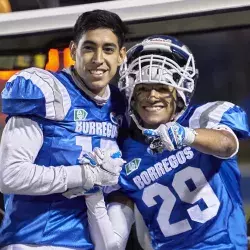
[
  {"xmin": 191, "ymin": 126, "xmax": 238, "ymax": 158},
  {"xmin": 143, "ymin": 102, "xmax": 249, "ymax": 158}
]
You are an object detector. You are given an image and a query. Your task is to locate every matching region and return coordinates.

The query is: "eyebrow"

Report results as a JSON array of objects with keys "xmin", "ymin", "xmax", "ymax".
[{"xmin": 82, "ymin": 40, "xmax": 117, "ymax": 48}]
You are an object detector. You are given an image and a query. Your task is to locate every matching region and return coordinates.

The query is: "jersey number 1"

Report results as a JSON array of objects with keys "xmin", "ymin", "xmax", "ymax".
[{"xmin": 75, "ymin": 135, "xmax": 119, "ymax": 160}]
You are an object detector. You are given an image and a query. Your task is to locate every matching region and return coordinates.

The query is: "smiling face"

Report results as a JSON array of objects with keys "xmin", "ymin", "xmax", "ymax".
[
  {"xmin": 70, "ymin": 28, "xmax": 126, "ymax": 96},
  {"xmin": 133, "ymin": 83, "xmax": 178, "ymax": 129}
]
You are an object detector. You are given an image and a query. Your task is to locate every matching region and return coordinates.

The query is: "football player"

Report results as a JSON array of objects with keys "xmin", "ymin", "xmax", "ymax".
[
  {"xmin": 0, "ymin": 9, "xmax": 127, "ymax": 250},
  {"xmin": 85, "ymin": 35, "xmax": 250, "ymax": 249}
]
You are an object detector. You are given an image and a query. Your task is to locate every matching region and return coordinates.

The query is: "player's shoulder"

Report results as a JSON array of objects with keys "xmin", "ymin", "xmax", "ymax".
[
  {"xmin": 183, "ymin": 101, "xmax": 249, "ymax": 138},
  {"xmin": 184, "ymin": 101, "xmax": 237, "ymax": 128},
  {"xmin": 1, "ymin": 67, "xmax": 71, "ymax": 120}
]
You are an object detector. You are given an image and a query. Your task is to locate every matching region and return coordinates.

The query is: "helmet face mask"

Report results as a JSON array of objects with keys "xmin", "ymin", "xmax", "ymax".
[{"xmin": 118, "ymin": 35, "xmax": 199, "ymax": 130}]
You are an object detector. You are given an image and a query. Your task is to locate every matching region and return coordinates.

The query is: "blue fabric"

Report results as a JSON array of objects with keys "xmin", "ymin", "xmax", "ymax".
[
  {"xmin": 119, "ymin": 102, "xmax": 249, "ymax": 249},
  {"xmin": 2, "ymin": 76, "xmax": 46, "ymax": 117},
  {"xmin": 0, "ymin": 67, "xmax": 127, "ymax": 249}
]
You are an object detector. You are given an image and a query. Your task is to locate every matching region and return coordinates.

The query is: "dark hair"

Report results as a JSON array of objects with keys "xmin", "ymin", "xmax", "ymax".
[{"xmin": 73, "ymin": 9, "xmax": 128, "ymax": 48}]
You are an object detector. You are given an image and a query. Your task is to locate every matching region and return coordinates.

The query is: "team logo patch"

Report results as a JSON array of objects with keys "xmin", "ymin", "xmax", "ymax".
[
  {"xmin": 74, "ymin": 109, "xmax": 88, "ymax": 121},
  {"xmin": 110, "ymin": 112, "xmax": 123, "ymax": 126},
  {"xmin": 125, "ymin": 158, "xmax": 141, "ymax": 175}
]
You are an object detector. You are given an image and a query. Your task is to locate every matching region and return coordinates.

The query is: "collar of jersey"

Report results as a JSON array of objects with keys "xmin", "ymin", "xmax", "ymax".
[{"xmin": 64, "ymin": 67, "xmax": 111, "ymax": 106}]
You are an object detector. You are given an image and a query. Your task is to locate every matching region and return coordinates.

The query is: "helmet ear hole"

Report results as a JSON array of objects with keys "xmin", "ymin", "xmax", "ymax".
[{"xmin": 173, "ymin": 73, "xmax": 180, "ymax": 82}]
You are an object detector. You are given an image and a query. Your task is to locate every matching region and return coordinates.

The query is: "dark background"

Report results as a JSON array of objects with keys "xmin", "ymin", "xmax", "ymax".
[{"xmin": 0, "ymin": 1, "xmax": 250, "ymax": 247}]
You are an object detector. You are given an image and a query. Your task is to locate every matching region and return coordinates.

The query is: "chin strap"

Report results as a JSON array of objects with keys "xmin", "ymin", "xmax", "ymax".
[{"xmin": 130, "ymin": 113, "xmax": 145, "ymax": 132}]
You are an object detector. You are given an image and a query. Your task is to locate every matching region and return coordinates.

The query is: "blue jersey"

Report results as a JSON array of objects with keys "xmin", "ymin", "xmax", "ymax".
[
  {"xmin": 119, "ymin": 101, "xmax": 250, "ymax": 250},
  {"xmin": 0, "ymin": 67, "xmax": 126, "ymax": 248}
]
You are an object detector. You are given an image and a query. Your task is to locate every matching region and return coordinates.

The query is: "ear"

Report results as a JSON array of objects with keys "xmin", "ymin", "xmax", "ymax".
[
  {"xmin": 118, "ymin": 46, "xmax": 126, "ymax": 66},
  {"xmin": 69, "ymin": 41, "xmax": 76, "ymax": 61}
]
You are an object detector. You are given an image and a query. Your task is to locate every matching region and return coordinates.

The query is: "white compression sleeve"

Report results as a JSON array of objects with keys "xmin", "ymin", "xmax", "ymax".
[
  {"xmin": 134, "ymin": 205, "xmax": 153, "ymax": 250},
  {"xmin": 107, "ymin": 202, "xmax": 135, "ymax": 249},
  {"xmin": 0, "ymin": 116, "xmax": 84, "ymax": 195},
  {"xmin": 86, "ymin": 192, "xmax": 134, "ymax": 250}
]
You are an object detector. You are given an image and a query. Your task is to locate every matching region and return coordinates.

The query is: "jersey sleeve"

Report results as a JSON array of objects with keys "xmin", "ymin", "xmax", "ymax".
[
  {"xmin": 189, "ymin": 101, "xmax": 250, "ymax": 139},
  {"xmin": 1, "ymin": 67, "xmax": 71, "ymax": 120}
]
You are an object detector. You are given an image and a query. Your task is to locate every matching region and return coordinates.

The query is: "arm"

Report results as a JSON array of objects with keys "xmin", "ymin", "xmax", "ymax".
[
  {"xmin": 0, "ymin": 116, "xmax": 122, "ymax": 195},
  {"xmin": 143, "ymin": 102, "xmax": 248, "ymax": 158},
  {"xmin": 86, "ymin": 191, "xmax": 134, "ymax": 250},
  {"xmin": 145, "ymin": 122, "xmax": 238, "ymax": 158},
  {"xmin": 134, "ymin": 204, "xmax": 153, "ymax": 250},
  {"xmin": 0, "ymin": 116, "xmax": 85, "ymax": 195},
  {"xmin": 191, "ymin": 126, "xmax": 238, "ymax": 158},
  {"xmin": 187, "ymin": 101, "xmax": 247, "ymax": 158}
]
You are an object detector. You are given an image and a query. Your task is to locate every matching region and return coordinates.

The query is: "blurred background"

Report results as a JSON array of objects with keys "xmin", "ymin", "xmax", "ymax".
[{"xmin": 0, "ymin": 0, "xmax": 249, "ymax": 248}]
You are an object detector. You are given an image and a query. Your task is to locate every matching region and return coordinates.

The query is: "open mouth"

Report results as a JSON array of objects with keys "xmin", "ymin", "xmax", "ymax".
[
  {"xmin": 143, "ymin": 106, "xmax": 165, "ymax": 112},
  {"xmin": 89, "ymin": 69, "xmax": 106, "ymax": 78}
]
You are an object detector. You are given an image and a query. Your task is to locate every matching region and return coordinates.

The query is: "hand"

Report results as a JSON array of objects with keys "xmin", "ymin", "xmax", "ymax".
[
  {"xmin": 83, "ymin": 148, "xmax": 125, "ymax": 187},
  {"xmin": 62, "ymin": 149, "xmax": 125, "ymax": 199},
  {"xmin": 80, "ymin": 148, "xmax": 125, "ymax": 183},
  {"xmin": 143, "ymin": 122, "xmax": 197, "ymax": 152},
  {"xmin": 79, "ymin": 148, "xmax": 122, "ymax": 167}
]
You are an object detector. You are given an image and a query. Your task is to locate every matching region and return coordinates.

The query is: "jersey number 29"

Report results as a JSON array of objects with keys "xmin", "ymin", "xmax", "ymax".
[{"xmin": 142, "ymin": 166, "xmax": 220, "ymax": 237}]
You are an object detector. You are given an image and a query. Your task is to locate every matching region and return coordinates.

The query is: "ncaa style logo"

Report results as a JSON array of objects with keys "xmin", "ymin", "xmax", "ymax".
[
  {"xmin": 125, "ymin": 158, "xmax": 141, "ymax": 175},
  {"xmin": 110, "ymin": 112, "xmax": 123, "ymax": 126},
  {"xmin": 74, "ymin": 109, "xmax": 88, "ymax": 121}
]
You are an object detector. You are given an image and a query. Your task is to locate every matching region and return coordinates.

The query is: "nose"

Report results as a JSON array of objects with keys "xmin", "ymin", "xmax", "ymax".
[
  {"xmin": 92, "ymin": 48, "xmax": 104, "ymax": 65},
  {"xmin": 147, "ymin": 89, "xmax": 160, "ymax": 101}
]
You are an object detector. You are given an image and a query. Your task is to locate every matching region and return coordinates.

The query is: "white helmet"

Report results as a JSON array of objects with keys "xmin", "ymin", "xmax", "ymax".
[{"xmin": 118, "ymin": 35, "xmax": 199, "ymax": 130}]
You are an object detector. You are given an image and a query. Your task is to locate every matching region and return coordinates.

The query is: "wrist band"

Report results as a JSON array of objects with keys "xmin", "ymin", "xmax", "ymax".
[{"xmin": 184, "ymin": 128, "xmax": 197, "ymax": 145}]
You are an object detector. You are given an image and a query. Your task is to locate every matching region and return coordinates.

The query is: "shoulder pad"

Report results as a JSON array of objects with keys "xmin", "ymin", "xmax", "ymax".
[
  {"xmin": 1, "ymin": 67, "xmax": 71, "ymax": 120},
  {"xmin": 189, "ymin": 101, "xmax": 250, "ymax": 139}
]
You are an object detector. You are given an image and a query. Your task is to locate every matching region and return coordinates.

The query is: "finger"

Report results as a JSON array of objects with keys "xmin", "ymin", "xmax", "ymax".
[
  {"xmin": 80, "ymin": 152, "xmax": 97, "ymax": 166},
  {"xmin": 111, "ymin": 164, "xmax": 122, "ymax": 174},
  {"xmin": 157, "ymin": 126, "xmax": 175, "ymax": 151},
  {"xmin": 93, "ymin": 147, "xmax": 105, "ymax": 160},
  {"xmin": 92, "ymin": 148, "xmax": 104, "ymax": 165},
  {"xmin": 110, "ymin": 150, "xmax": 122, "ymax": 159},
  {"xmin": 143, "ymin": 129, "xmax": 159, "ymax": 137},
  {"xmin": 100, "ymin": 162, "xmax": 122, "ymax": 175},
  {"xmin": 112, "ymin": 158, "xmax": 126, "ymax": 167},
  {"xmin": 79, "ymin": 157, "xmax": 91, "ymax": 165},
  {"xmin": 116, "ymin": 166, "xmax": 123, "ymax": 174},
  {"xmin": 109, "ymin": 176, "xmax": 119, "ymax": 186},
  {"xmin": 104, "ymin": 148, "xmax": 121, "ymax": 158}
]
